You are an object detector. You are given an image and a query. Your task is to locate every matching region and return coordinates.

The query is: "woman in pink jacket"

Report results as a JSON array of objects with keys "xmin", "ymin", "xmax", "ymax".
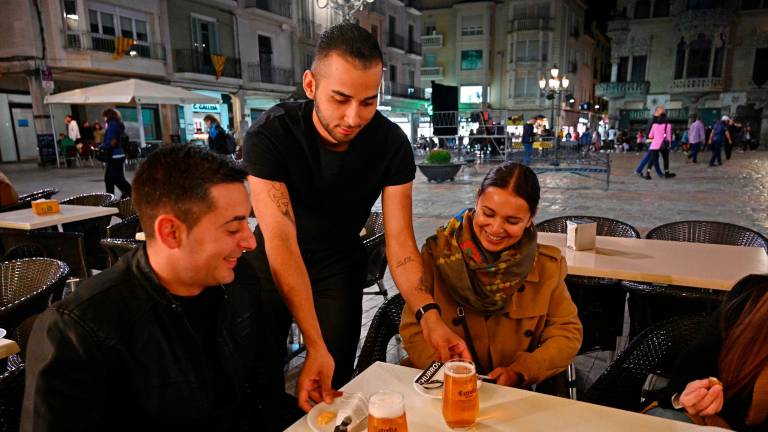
[{"xmin": 645, "ymin": 113, "xmax": 676, "ymax": 179}]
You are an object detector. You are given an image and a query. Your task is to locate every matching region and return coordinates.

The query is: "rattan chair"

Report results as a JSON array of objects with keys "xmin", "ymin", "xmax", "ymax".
[
  {"xmin": 6, "ymin": 313, "xmax": 39, "ymax": 370},
  {"xmin": 362, "ymin": 211, "xmax": 388, "ymax": 298},
  {"xmin": 0, "ymin": 258, "xmax": 69, "ymax": 331},
  {"xmin": 105, "ymin": 215, "xmax": 141, "ymax": 240},
  {"xmin": 623, "ymin": 220, "xmax": 768, "ymax": 338},
  {"xmin": 0, "ymin": 365, "xmax": 25, "ymax": 432},
  {"xmin": 60, "ymin": 193, "xmax": 117, "ymax": 270},
  {"xmin": 0, "ymin": 187, "xmax": 59, "ymax": 213},
  {"xmin": 580, "ymin": 314, "xmax": 707, "ymax": 412},
  {"xmin": 100, "ymin": 238, "xmax": 142, "ymax": 267},
  {"xmin": 0, "ymin": 230, "xmax": 88, "ymax": 280},
  {"xmin": 536, "ymin": 216, "xmax": 640, "ymax": 354},
  {"xmin": 354, "ymin": 294, "xmax": 404, "ymax": 376},
  {"xmin": 111, "ymin": 197, "xmax": 136, "ymax": 220}
]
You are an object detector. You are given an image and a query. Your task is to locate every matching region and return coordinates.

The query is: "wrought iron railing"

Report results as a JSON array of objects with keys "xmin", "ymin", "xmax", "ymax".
[
  {"xmin": 243, "ymin": 0, "xmax": 291, "ymax": 18},
  {"xmin": 247, "ymin": 62, "xmax": 295, "ymax": 86},
  {"xmin": 174, "ymin": 49, "xmax": 241, "ymax": 79},
  {"xmin": 65, "ymin": 31, "xmax": 165, "ymax": 60}
]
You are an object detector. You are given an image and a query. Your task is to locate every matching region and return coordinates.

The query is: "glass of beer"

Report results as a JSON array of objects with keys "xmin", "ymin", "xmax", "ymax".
[
  {"xmin": 368, "ymin": 390, "xmax": 408, "ymax": 432},
  {"xmin": 442, "ymin": 359, "xmax": 479, "ymax": 430}
]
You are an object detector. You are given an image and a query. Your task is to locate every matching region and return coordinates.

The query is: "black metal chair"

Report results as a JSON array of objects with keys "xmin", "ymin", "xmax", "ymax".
[
  {"xmin": 354, "ymin": 294, "xmax": 404, "ymax": 376},
  {"xmin": 362, "ymin": 211, "xmax": 388, "ymax": 298},
  {"xmin": 105, "ymin": 215, "xmax": 141, "ymax": 239},
  {"xmin": 580, "ymin": 314, "xmax": 707, "ymax": 412},
  {"xmin": 0, "ymin": 230, "xmax": 88, "ymax": 280},
  {"xmin": 0, "ymin": 258, "xmax": 69, "ymax": 331},
  {"xmin": 100, "ymin": 238, "xmax": 142, "ymax": 267},
  {"xmin": 6, "ymin": 313, "xmax": 40, "ymax": 370},
  {"xmin": 536, "ymin": 216, "xmax": 641, "ymax": 355},
  {"xmin": 111, "ymin": 197, "xmax": 136, "ymax": 220},
  {"xmin": 0, "ymin": 187, "xmax": 59, "ymax": 213},
  {"xmin": 0, "ymin": 365, "xmax": 25, "ymax": 432},
  {"xmin": 60, "ymin": 193, "xmax": 117, "ymax": 270},
  {"xmin": 623, "ymin": 220, "xmax": 768, "ymax": 338}
]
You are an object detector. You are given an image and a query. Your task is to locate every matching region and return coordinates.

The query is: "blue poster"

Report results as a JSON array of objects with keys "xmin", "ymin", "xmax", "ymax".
[{"xmin": 18, "ymin": 119, "xmax": 29, "ymax": 127}]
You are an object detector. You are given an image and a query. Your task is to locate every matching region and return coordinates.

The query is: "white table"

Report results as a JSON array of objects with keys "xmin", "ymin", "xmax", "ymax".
[
  {"xmin": 0, "ymin": 339, "xmax": 20, "ymax": 359},
  {"xmin": 286, "ymin": 362, "xmax": 723, "ymax": 431},
  {"xmin": 538, "ymin": 233, "xmax": 768, "ymax": 291},
  {"xmin": 0, "ymin": 205, "xmax": 118, "ymax": 230}
]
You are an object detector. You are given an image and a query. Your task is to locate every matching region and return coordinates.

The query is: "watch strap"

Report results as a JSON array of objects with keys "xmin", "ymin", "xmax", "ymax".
[{"xmin": 415, "ymin": 303, "xmax": 441, "ymax": 323}]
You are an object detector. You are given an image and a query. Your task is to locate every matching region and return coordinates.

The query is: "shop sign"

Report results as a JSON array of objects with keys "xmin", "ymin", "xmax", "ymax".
[{"xmin": 192, "ymin": 104, "xmax": 220, "ymax": 113}]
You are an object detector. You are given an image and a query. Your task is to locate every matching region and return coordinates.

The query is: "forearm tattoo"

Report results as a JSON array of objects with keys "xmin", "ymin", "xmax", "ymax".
[
  {"xmin": 268, "ymin": 182, "xmax": 294, "ymax": 224},
  {"xmin": 395, "ymin": 256, "xmax": 415, "ymax": 269}
]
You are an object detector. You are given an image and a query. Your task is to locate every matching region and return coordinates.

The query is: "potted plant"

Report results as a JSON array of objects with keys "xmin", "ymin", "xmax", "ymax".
[{"xmin": 417, "ymin": 149, "xmax": 463, "ymax": 182}]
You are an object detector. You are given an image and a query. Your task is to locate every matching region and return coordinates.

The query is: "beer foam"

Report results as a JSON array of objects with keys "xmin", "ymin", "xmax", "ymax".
[
  {"xmin": 368, "ymin": 393, "xmax": 405, "ymax": 419},
  {"xmin": 444, "ymin": 361, "xmax": 476, "ymax": 378}
]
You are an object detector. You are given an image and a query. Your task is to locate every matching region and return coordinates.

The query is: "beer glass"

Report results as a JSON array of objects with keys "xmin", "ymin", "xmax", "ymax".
[
  {"xmin": 442, "ymin": 359, "xmax": 479, "ymax": 429},
  {"xmin": 367, "ymin": 390, "xmax": 408, "ymax": 432}
]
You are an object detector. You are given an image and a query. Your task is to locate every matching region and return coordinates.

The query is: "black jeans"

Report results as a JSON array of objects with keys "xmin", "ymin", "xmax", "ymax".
[
  {"xmin": 104, "ymin": 156, "xmax": 132, "ymax": 197},
  {"xmin": 724, "ymin": 139, "xmax": 733, "ymax": 160},
  {"xmin": 659, "ymin": 147, "xmax": 670, "ymax": 172},
  {"xmin": 710, "ymin": 141, "xmax": 723, "ymax": 166}
]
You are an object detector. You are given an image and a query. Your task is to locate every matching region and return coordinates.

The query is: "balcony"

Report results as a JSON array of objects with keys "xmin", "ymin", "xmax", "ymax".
[
  {"xmin": 509, "ymin": 17, "xmax": 552, "ymax": 32},
  {"xmin": 387, "ymin": 33, "xmax": 405, "ymax": 51},
  {"xmin": 421, "ymin": 33, "xmax": 443, "ymax": 48},
  {"xmin": 243, "ymin": 0, "xmax": 291, "ymax": 19},
  {"xmin": 65, "ymin": 31, "xmax": 165, "ymax": 60},
  {"xmin": 384, "ymin": 81, "xmax": 427, "ymax": 99},
  {"xmin": 420, "ymin": 66, "xmax": 443, "ymax": 80},
  {"xmin": 407, "ymin": 41, "xmax": 422, "ymax": 57},
  {"xmin": 406, "ymin": 0, "xmax": 422, "ymax": 13},
  {"xmin": 247, "ymin": 63, "xmax": 295, "ymax": 86},
  {"xmin": 174, "ymin": 49, "xmax": 241, "ymax": 79},
  {"xmin": 669, "ymin": 77, "xmax": 723, "ymax": 93},
  {"xmin": 595, "ymin": 81, "xmax": 650, "ymax": 99}
]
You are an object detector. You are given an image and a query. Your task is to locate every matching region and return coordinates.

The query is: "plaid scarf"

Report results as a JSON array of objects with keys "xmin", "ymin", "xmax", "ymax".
[{"xmin": 428, "ymin": 208, "xmax": 537, "ymax": 314}]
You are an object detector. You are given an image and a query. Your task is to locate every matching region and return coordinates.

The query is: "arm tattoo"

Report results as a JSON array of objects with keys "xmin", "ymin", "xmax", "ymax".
[
  {"xmin": 268, "ymin": 182, "xmax": 294, "ymax": 224},
  {"xmin": 395, "ymin": 256, "xmax": 415, "ymax": 269}
]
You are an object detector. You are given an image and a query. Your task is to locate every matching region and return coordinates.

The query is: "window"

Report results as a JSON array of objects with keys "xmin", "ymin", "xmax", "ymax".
[
  {"xmin": 461, "ymin": 15, "xmax": 483, "ymax": 36},
  {"xmin": 424, "ymin": 23, "xmax": 437, "ymax": 35},
  {"xmin": 618, "ymin": 56, "xmax": 629, "ymax": 82},
  {"xmin": 258, "ymin": 35, "xmax": 273, "ymax": 82},
  {"xmin": 536, "ymin": 3, "xmax": 550, "ymax": 17},
  {"xmin": 675, "ymin": 39, "xmax": 686, "ymax": 79},
  {"xmin": 631, "ymin": 55, "xmax": 647, "ymax": 81},
  {"xmin": 90, "ymin": 10, "xmax": 115, "ymax": 36},
  {"xmin": 408, "ymin": 70, "xmax": 415, "ymax": 87},
  {"xmin": 424, "ymin": 53, "xmax": 437, "ymax": 67},
  {"xmin": 62, "ymin": 0, "xmax": 79, "ymax": 31},
  {"xmin": 304, "ymin": 53, "xmax": 314, "ymax": 71},
  {"xmin": 461, "ymin": 50, "xmax": 483, "ymax": 70},
  {"xmin": 686, "ymin": 33, "xmax": 712, "ymax": 78},
  {"xmin": 653, "ymin": 0, "xmax": 670, "ymax": 16},
  {"xmin": 634, "ymin": 0, "xmax": 651, "ymax": 18},
  {"xmin": 513, "ymin": 3, "xmax": 550, "ymax": 18},
  {"xmin": 192, "ymin": 16, "xmax": 220, "ymax": 54},
  {"xmin": 515, "ymin": 36, "xmax": 547, "ymax": 62},
  {"xmin": 513, "ymin": 71, "xmax": 538, "ymax": 98},
  {"xmin": 371, "ymin": 24, "xmax": 379, "ymax": 42},
  {"xmin": 87, "ymin": 3, "xmax": 152, "ymax": 56},
  {"xmin": 390, "ymin": 64, "xmax": 397, "ymax": 83},
  {"xmin": 712, "ymin": 35, "xmax": 725, "ymax": 78},
  {"xmin": 408, "ymin": 24, "xmax": 414, "ymax": 50},
  {"xmin": 753, "ymin": 47, "xmax": 768, "ymax": 87}
]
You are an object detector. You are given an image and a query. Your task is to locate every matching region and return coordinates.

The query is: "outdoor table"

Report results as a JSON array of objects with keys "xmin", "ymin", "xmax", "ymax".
[
  {"xmin": 537, "ymin": 232, "xmax": 768, "ymax": 291},
  {"xmin": 0, "ymin": 339, "xmax": 20, "ymax": 359},
  {"xmin": 286, "ymin": 362, "xmax": 723, "ymax": 431},
  {"xmin": 0, "ymin": 205, "xmax": 118, "ymax": 231}
]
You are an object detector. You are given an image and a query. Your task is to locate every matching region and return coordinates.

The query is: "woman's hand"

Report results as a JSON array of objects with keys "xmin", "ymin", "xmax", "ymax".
[
  {"xmin": 679, "ymin": 378, "xmax": 724, "ymax": 417},
  {"xmin": 487, "ymin": 366, "xmax": 522, "ymax": 387}
]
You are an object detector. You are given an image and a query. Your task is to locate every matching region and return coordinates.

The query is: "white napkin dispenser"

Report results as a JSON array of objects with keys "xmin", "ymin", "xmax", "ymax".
[{"xmin": 566, "ymin": 218, "xmax": 597, "ymax": 251}]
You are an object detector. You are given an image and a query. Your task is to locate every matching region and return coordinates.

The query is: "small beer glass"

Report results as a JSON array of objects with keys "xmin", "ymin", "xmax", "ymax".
[
  {"xmin": 367, "ymin": 390, "xmax": 408, "ymax": 432},
  {"xmin": 442, "ymin": 359, "xmax": 479, "ymax": 430}
]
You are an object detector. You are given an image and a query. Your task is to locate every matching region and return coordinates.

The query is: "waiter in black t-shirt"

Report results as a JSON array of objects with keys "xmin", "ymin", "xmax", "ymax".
[{"xmin": 239, "ymin": 23, "xmax": 470, "ymax": 413}]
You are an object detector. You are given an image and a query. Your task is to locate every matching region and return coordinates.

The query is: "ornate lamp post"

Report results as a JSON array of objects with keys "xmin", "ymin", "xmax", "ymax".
[
  {"xmin": 539, "ymin": 64, "xmax": 569, "ymax": 164},
  {"xmin": 316, "ymin": 0, "xmax": 376, "ymax": 22}
]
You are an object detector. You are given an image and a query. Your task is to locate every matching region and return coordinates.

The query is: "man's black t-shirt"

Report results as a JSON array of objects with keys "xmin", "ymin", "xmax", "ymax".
[{"xmin": 243, "ymin": 100, "xmax": 416, "ymax": 279}]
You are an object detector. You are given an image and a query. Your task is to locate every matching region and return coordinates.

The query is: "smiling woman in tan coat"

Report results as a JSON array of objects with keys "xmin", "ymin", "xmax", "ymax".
[{"xmin": 400, "ymin": 162, "xmax": 582, "ymax": 388}]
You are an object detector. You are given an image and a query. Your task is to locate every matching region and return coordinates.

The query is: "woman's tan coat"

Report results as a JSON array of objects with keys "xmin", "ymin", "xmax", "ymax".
[{"xmin": 400, "ymin": 242, "xmax": 583, "ymax": 386}]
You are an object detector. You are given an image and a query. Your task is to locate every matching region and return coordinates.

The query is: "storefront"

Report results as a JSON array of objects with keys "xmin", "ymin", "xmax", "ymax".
[{"xmin": 178, "ymin": 90, "xmax": 232, "ymax": 143}]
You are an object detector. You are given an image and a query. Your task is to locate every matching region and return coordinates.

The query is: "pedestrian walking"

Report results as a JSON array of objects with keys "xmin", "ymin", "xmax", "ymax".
[
  {"xmin": 645, "ymin": 112, "xmax": 676, "ymax": 179},
  {"xmin": 709, "ymin": 116, "xmax": 731, "ymax": 167},
  {"xmin": 687, "ymin": 114, "xmax": 705, "ymax": 164},
  {"xmin": 205, "ymin": 114, "xmax": 232, "ymax": 156},
  {"xmin": 100, "ymin": 108, "xmax": 132, "ymax": 198},
  {"xmin": 522, "ymin": 117, "xmax": 535, "ymax": 165}
]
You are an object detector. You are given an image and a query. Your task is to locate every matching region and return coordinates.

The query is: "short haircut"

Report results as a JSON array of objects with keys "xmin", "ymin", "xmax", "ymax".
[
  {"xmin": 132, "ymin": 145, "xmax": 247, "ymax": 240},
  {"xmin": 203, "ymin": 114, "xmax": 219, "ymax": 124},
  {"xmin": 314, "ymin": 22, "xmax": 383, "ymax": 69},
  {"xmin": 101, "ymin": 108, "xmax": 121, "ymax": 123},
  {"xmin": 477, "ymin": 162, "xmax": 541, "ymax": 216}
]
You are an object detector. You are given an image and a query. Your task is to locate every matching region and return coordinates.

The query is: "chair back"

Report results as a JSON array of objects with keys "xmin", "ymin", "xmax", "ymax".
[
  {"xmin": 536, "ymin": 215, "xmax": 641, "ymax": 238},
  {"xmin": 0, "ymin": 365, "xmax": 25, "ymax": 432},
  {"xmin": 581, "ymin": 314, "xmax": 707, "ymax": 411},
  {"xmin": 105, "ymin": 215, "xmax": 141, "ymax": 239},
  {"xmin": 60, "ymin": 193, "xmax": 116, "ymax": 270},
  {"xmin": 0, "ymin": 258, "xmax": 69, "ymax": 330},
  {"xmin": 0, "ymin": 230, "xmax": 87, "ymax": 279},
  {"xmin": 100, "ymin": 238, "xmax": 141, "ymax": 267},
  {"xmin": 60, "ymin": 192, "xmax": 116, "ymax": 207},
  {"xmin": 354, "ymin": 294, "xmax": 405, "ymax": 376},
  {"xmin": 0, "ymin": 187, "xmax": 59, "ymax": 213},
  {"xmin": 646, "ymin": 220, "xmax": 768, "ymax": 253},
  {"xmin": 362, "ymin": 212, "xmax": 388, "ymax": 296},
  {"xmin": 111, "ymin": 197, "xmax": 136, "ymax": 220}
]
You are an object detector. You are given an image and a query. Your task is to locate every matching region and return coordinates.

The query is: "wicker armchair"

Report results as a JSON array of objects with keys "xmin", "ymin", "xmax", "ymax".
[
  {"xmin": 0, "ymin": 230, "xmax": 88, "ymax": 280},
  {"xmin": 536, "ymin": 216, "xmax": 640, "ymax": 354},
  {"xmin": 362, "ymin": 211, "xmax": 388, "ymax": 297},
  {"xmin": 105, "ymin": 215, "xmax": 141, "ymax": 240},
  {"xmin": 60, "ymin": 193, "xmax": 117, "ymax": 270},
  {"xmin": 623, "ymin": 220, "xmax": 768, "ymax": 338},
  {"xmin": 0, "ymin": 187, "xmax": 59, "ymax": 213},
  {"xmin": 111, "ymin": 197, "xmax": 136, "ymax": 220},
  {"xmin": 580, "ymin": 314, "xmax": 707, "ymax": 412},
  {"xmin": 100, "ymin": 238, "xmax": 142, "ymax": 267},
  {"xmin": 0, "ymin": 365, "xmax": 25, "ymax": 432},
  {"xmin": 354, "ymin": 294, "xmax": 404, "ymax": 376},
  {"xmin": 0, "ymin": 258, "xmax": 69, "ymax": 331}
]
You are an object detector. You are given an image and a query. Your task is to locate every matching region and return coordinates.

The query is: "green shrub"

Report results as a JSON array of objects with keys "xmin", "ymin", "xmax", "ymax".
[{"xmin": 426, "ymin": 149, "xmax": 452, "ymax": 164}]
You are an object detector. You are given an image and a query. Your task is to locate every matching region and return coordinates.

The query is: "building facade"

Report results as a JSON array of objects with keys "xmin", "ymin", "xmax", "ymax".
[{"xmin": 597, "ymin": 0, "xmax": 768, "ymax": 142}]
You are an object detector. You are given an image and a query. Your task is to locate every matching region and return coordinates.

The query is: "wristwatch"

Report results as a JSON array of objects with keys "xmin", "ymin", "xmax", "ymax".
[{"xmin": 415, "ymin": 303, "xmax": 441, "ymax": 323}]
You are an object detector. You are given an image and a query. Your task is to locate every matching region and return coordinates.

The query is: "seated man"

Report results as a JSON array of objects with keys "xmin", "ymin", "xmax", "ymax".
[{"xmin": 22, "ymin": 145, "xmax": 261, "ymax": 430}]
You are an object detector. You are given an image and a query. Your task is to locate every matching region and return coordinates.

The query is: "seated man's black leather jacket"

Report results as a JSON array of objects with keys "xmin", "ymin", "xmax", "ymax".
[{"xmin": 22, "ymin": 246, "xmax": 264, "ymax": 431}]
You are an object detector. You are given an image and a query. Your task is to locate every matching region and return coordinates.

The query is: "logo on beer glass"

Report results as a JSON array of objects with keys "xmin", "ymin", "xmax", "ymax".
[
  {"xmin": 442, "ymin": 359, "xmax": 479, "ymax": 430},
  {"xmin": 368, "ymin": 390, "xmax": 408, "ymax": 432}
]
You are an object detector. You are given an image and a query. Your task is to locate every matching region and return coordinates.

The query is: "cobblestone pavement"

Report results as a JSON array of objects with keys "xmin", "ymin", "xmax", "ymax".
[{"xmin": 4, "ymin": 149, "xmax": 767, "ymax": 394}]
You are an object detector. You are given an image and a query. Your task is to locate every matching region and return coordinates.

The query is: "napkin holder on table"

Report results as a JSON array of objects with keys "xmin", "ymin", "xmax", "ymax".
[
  {"xmin": 566, "ymin": 218, "xmax": 597, "ymax": 251},
  {"xmin": 32, "ymin": 199, "xmax": 61, "ymax": 216}
]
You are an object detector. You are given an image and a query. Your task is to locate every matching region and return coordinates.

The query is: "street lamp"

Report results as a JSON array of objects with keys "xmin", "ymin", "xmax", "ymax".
[
  {"xmin": 316, "ymin": 0, "xmax": 376, "ymax": 22},
  {"xmin": 539, "ymin": 64, "xmax": 569, "ymax": 164}
]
